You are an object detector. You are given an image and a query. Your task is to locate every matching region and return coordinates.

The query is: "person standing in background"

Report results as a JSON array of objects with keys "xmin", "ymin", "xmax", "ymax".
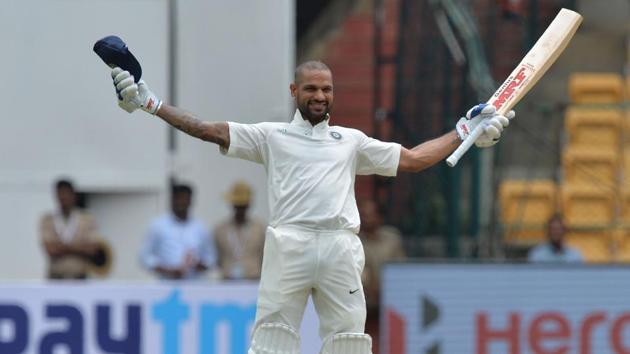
[
  {"xmin": 358, "ymin": 199, "xmax": 406, "ymax": 353},
  {"xmin": 40, "ymin": 179, "xmax": 101, "ymax": 279},
  {"xmin": 213, "ymin": 181, "xmax": 266, "ymax": 280},
  {"xmin": 528, "ymin": 213, "xmax": 583, "ymax": 263},
  {"xmin": 358, "ymin": 199, "xmax": 406, "ymax": 310},
  {"xmin": 140, "ymin": 184, "xmax": 216, "ymax": 279}
]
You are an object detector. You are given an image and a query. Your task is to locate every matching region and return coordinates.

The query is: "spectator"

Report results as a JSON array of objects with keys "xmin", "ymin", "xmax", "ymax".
[
  {"xmin": 40, "ymin": 179, "xmax": 100, "ymax": 279},
  {"xmin": 358, "ymin": 199, "xmax": 406, "ymax": 308},
  {"xmin": 140, "ymin": 184, "xmax": 216, "ymax": 279},
  {"xmin": 213, "ymin": 181, "xmax": 266, "ymax": 280},
  {"xmin": 358, "ymin": 199, "xmax": 406, "ymax": 353},
  {"xmin": 528, "ymin": 213, "xmax": 584, "ymax": 263}
]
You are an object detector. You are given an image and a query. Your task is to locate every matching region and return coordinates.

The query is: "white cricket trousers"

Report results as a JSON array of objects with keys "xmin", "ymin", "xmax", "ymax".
[{"xmin": 254, "ymin": 225, "xmax": 367, "ymax": 340}]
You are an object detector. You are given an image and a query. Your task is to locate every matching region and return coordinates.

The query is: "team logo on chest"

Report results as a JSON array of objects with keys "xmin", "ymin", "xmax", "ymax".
[{"xmin": 329, "ymin": 131, "xmax": 342, "ymax": 140}]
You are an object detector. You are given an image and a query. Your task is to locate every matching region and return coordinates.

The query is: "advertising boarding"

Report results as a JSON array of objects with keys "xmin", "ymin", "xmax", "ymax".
[
  {"xmin": 0, "ymin": 282, "xmax": 320, "ymax": 354},
  {"xmin": 382, "ymin": 263, "xmax": 630, "ymax": 354}
]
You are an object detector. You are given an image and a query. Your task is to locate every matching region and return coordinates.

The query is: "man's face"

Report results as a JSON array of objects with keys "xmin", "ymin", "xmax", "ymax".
[
  {"xmin": 171, "ymin": 192, "xmax": 192, "ymax": 218},
  {"xmin": 290, "ymin": 69, "xmax": 334, "ymax": 121},
  {"xmin": 233, "ymin": 205, "xmax": 249, "ymax": 222},
  {"xmin": 548, "ymin": 218, "xmax": 566, "ymax": 245},
  {"xmin": 56, "ymin": 186, "xmax": 76, "ymax": 211}
]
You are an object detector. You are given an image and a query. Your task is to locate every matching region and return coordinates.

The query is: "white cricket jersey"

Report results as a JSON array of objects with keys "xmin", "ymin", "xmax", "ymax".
[{"xmin": 221, "ymin": 110, "xmax": 401, "ymax": 233}]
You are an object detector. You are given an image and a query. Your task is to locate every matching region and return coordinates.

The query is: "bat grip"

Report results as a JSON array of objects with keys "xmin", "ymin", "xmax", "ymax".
[{"xmin": 446, "ymin": 124, "xmax": 485, "ymax": 167}]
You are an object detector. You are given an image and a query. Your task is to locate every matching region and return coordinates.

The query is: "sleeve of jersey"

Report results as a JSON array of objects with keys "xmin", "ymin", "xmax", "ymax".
[
  {"xmin": 219, "ymin": 122, "xmax": 266, "ymax": 164},
  {"xmin": 356, "ymin": 133, "xmax": 401, "ymax": 176}
]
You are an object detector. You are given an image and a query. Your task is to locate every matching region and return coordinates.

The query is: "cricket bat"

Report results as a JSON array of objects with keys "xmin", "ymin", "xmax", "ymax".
[{"xmin": 446, "ymin": 8, "xmax": 583, "ymax": 167}]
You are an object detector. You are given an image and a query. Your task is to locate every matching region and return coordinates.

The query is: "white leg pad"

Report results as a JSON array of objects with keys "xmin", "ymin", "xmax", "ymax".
[
  {"xmin": 320, "ymin": 333, "xmax": 372, "ymax": 354},
  {"xmin": 249, "ymin": 322, "xmax": 301, "ymax": 354}
]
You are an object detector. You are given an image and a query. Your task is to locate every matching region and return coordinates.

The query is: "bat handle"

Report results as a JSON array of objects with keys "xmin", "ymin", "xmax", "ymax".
[{"xmin": 446, "ymin": 124, "xmax": 485, "ymax": 167}]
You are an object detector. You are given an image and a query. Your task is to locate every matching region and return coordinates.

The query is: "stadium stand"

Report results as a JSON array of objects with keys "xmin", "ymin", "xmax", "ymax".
[
  {"xmin": 564, "ymin": 108, "xmax": 623, "ymax": 149},
  {"xmin": 562, "ymin": 146, "xmax": 619, "ymax": 187},
  {"xmin": 499, "ymin": 180, "xmax": 558, "ymax": 243},
  {"xmin": 568, "ymin": 72, "xmax": 624, "ymax": 104}
]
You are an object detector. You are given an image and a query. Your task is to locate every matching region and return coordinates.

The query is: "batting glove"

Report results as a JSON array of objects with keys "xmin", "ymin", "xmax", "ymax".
[
  {"xmin": 111, "ymin": 67, "xmax": 162, "ymax": 114},
  {"xmin": 455, "ymin": 103, "xmax": 515, "ymax": 148}
]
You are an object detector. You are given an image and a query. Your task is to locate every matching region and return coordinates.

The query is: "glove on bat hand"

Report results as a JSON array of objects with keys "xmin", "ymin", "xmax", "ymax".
[{"xmin": 455, "ymin": 103, "xmax": 515, "ymax": 148}]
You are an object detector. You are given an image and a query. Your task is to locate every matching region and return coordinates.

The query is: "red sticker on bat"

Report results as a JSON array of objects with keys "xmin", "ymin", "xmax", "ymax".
[{"xmin": 491, "ymin": 65, "xmax": 532, "ymax": 110}]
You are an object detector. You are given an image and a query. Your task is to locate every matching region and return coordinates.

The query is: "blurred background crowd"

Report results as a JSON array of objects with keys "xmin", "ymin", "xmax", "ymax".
[{"xmin": 2, "ymin": 0, "xmax": 630, "ymax": 353}]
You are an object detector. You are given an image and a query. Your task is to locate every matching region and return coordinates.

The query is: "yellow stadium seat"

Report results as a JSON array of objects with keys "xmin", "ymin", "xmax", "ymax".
[
  {"xmin": 562, "ymin": 146, "xmax": 619, "ymax": 186},
  {"xmin": 624, "ymin": 111, "xmax": 630, "ymax": 146},
  {"xmin": 499, "ymin": 180, "xmax": 557, "ymax": 243},
  {"xmin": 565, "ymin": 230, "xmax": 612, "ymax": 263},
  {"xmin": 569, "ymin": 73, "xmax": 624, "ymax": 104},
  {"xmin": 608, "ymin": 227, "xmax": 629, "ymax": 262},
  {"xmin": 614, "ymin": 231, "xmax": 630, "ymax": 262},
  {"xmin": 564, "ymin": 108, "xmax": 623, "ymax": 149},
  {"xmin": 615, "ymin": 239, "xmax": 630, "ymax": 263},
  {"xmin": 621, "ymin": 148, "xmax": 630, "ymax": 187},
  {"xmin": 619, "ymin": 188, "xmax": 630, "ymax": 226},
  {"xmin": 560, "ymin": 183, "xmax": 616, "ymax": 228}
]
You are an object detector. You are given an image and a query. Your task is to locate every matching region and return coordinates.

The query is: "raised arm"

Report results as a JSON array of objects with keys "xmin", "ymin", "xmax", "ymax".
[
  {"xmin": 110, "ymin": 67, "xmax": 230, "ymax": 149},
  {"xmin": 156, "ymin": 105, "xmax": 230, "ymax": 149},
  {"xmin": 398, "ymin": 130, "xmax": 460, "ymax": 172},
  {"xmin": 398, "ymin": 104, "xmax": 515, "ymax": 173}
]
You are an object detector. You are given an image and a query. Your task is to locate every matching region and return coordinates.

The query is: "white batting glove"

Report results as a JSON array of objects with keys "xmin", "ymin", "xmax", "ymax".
[
  {"xmin": 111, "ymin": 67, "xmax": 162, "ymax": 114},
  {"xmin": 455, "ymin": 103, "xmax": 515, "ymax": 148}
]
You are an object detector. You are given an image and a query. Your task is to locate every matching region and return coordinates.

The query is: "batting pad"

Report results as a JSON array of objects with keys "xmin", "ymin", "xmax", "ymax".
[
  {"xmin": 320, "ymin": 333, "xmax": 372, "ymax": 354},
  {"xmin": 249, "ymin": 322, "xmax": 301, "ymax": 354}
]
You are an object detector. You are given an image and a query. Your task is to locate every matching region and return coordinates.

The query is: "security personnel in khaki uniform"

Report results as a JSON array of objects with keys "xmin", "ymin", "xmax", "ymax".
[
  {"xmin": 213, "ymin": 181, "xmax": 266, "ymax": 280},
  {"xmin": 40, "ymin": 179, "xmax": 101, "ymax": 279}
]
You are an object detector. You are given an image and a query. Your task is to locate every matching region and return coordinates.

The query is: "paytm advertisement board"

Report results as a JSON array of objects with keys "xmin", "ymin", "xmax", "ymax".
[
  {"xmin": 0, "ymin": 282, "xmax": 320, "ymax": 354},
  {"xmin": 382, "ymin": 263, "xmax": 630, "ymax": 354}
]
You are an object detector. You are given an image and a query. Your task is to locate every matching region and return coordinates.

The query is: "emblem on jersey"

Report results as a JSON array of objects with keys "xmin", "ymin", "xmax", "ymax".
[{"xmin": 330, "ymin": 131, "xmax": 342, "ymax": 140}]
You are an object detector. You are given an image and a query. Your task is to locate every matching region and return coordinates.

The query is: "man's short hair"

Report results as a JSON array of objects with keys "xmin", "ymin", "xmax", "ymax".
[
  {"xmin": 171, "ymin": 184, "xmax": 193, "ymax": 197},
  {"xmin": 55, "ymin": 179, "xmax": 75, "ymax": 192},
  {"xmin": 547, "ymin": 213, "xmax": 564, "ymax": 227},
  {"xmin": 294, "ymin": 60, "xmax": 331, "ymax": 84}
]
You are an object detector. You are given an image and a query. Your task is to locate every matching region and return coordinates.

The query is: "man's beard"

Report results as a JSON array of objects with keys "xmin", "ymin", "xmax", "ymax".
[{"xmin": 299, "ymin": 101, "xmax": 331, "ymax": 121}]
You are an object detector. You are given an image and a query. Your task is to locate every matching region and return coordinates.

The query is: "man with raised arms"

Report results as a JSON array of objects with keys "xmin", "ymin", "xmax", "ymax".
[{"xmin": 107, "ymin": 60, "xmax": 514, "ymax": 354}]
